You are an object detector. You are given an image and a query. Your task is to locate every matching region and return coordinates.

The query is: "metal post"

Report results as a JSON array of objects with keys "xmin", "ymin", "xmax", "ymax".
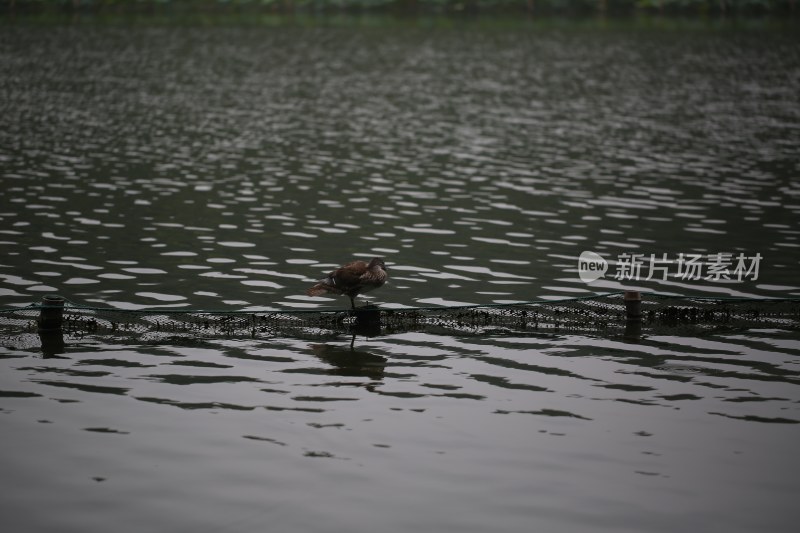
[
  {"xmin": 624, "ymin": 290, "xmax": 642, "ymax": 322},
  {"xmin": 38, "ymin": 294, "xmax": 65, "ymax": 332},
  {"xmin": 623, "ymin": 290, "xmax": 642, "ymax": 340}
]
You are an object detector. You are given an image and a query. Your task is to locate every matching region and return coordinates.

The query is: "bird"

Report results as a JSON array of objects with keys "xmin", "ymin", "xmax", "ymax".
[{"xmin": 306, "ymin": 257, "xmax": 388, "ymax": 310}]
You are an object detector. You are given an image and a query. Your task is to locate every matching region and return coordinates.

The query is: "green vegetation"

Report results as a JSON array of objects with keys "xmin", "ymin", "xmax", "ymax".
[{"xmin": 2, "ymin": 0, "xmax": 798, "ymax": 17}]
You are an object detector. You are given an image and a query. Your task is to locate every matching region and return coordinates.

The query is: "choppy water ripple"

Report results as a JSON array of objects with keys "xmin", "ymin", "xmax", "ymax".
[
  {"xmin": 1, "ymin": 25, "xmax": 799, "ymax": 309},
  {"xmin": 2, "ymin": 21, "xmax": 799, "ymax": 533}
]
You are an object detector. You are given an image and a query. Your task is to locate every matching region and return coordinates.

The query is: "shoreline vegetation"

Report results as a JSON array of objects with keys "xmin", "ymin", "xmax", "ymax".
[{"xmin": 2, "ymin": 0, "xmax": 799, "ymax": 20}]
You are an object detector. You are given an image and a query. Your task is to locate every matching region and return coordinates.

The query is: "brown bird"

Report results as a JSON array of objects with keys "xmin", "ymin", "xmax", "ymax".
[{"xmin": 306, "ymin": 257, "xmax": 388, "ymax": 310}]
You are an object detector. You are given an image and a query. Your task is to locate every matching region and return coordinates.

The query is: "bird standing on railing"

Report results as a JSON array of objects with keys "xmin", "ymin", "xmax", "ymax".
[{"xmin": 306, "ymin": 257, "xmax": 388, "ymax": 310}]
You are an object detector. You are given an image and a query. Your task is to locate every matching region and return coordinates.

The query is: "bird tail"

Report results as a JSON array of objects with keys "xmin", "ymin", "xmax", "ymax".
[{"xmin": 306, "ymin": 284, "xmax": 330, "ymax": 297}]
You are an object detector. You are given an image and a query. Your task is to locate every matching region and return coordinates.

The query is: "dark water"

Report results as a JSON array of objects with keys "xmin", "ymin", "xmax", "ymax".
[
  {"xmin": 1, "ymin": 22, "xmax": 799, "ymax": 309},
  {"xmin": 1, "ymin": 19, "xmax": 799, "ymax": 533}
]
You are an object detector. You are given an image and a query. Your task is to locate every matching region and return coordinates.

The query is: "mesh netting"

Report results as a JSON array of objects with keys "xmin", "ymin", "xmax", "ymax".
[{"xmin": 1, "ymin": 292, "xmax": 799, "ymax": 350}]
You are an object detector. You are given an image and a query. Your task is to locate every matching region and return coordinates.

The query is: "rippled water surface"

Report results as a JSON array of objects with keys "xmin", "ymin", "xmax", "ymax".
[
  {"xmin": 2, "ymin": 21, "xmax": 799, "ymax": 308},
  {"xmin": 1, "ymin": 18, "xmax": 799, "ymax": 533},
  {"xmin": 2, "ymin": 329, "xmax": 800, "ymax": 532}
]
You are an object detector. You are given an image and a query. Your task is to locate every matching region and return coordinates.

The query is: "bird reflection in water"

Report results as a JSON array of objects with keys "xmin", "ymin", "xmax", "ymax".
[
  {"xmin": 309, "ymin": 342, "xmax": 387, "ymax": 380},
  {"xmin": 309, "ymin": 304, "xmax": 386, "ymax": 379}
]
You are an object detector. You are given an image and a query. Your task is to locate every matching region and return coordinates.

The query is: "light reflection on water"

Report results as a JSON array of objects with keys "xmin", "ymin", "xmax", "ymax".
[
  {"xmin": 1, "ymin": 25, "xmax": 800, "ymax": 309},
  {"xmin": 1, "ymin": 328, "xmax": 799, "ymax": 532},
  {"xmin": 1, "ymin": 20, "xmax": 800, "ymax": 533}
]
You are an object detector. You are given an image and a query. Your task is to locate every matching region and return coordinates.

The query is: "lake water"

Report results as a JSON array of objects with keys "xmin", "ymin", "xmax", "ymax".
[{"xmin": 1, "ymin": 17, "xmax": 799, "ymax": 533}]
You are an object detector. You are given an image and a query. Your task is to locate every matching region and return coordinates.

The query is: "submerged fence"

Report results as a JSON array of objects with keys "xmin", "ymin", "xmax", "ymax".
[{"xmin": 1, "ymin": 292, "xmax": 799, "ymax": 354}]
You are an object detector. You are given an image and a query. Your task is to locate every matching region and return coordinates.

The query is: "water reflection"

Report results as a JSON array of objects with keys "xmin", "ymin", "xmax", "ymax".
[
  {"xmin": 1, "ymin": 320, "xmax": 799, "ymax": 530},
  {"xmin": 308, "ymin": 343, "xmax": 387, "ymax": 380}
]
